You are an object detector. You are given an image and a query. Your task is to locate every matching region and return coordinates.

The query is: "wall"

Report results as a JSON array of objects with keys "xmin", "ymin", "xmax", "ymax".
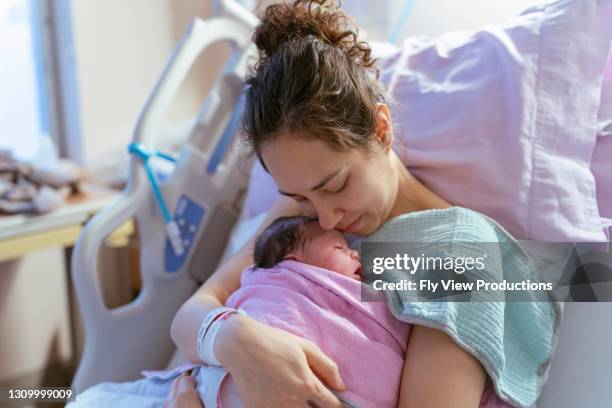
[
  {"xmin": 71, "ymin": 0, "xmax": 219, "ymax": 164},
  {"xmin": 0, "ymin": 250, "xmax": 71, "ymax": 383},
  {"xmin": 401, "ymin": 0, "xmax": 538, "ymax": 37},
  {"xmin": 344, "ymin": 0, "xmax": 538, "ymax": 42}
]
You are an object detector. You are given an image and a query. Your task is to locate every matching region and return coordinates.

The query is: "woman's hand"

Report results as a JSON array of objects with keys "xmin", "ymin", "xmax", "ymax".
[
  {"xmin": 163, "ymin": 373, "xmax": 204, "ymax": 408},
  {"xmin": 216, "ymin": 314, "xmax": 346, "ymax": 408}
]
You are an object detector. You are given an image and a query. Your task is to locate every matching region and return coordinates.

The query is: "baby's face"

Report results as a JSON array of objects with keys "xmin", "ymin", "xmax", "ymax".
[{"xmin": 297, "ymin": 222, "xmax": 361, "ymax": 280}]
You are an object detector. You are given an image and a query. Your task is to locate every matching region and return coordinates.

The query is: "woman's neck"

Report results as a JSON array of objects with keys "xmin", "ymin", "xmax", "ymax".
[{"xmin": 387, "ymin": 154, "xmax": 452, "ymax": 220}]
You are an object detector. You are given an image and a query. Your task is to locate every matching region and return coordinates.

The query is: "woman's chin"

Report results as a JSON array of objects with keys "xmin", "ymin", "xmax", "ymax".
[{"xmin": 354, "ymin": 221, "xmax": 373, "ymax": 236}]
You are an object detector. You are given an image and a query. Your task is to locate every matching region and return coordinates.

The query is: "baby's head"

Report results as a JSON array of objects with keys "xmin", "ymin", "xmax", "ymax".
[{"xmin": 253, "ymin": 216, "xmax": 362, "ymax": 280}]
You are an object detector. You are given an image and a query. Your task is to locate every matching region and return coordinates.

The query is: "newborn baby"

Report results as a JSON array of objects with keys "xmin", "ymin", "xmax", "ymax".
[
  {"xmin": 155, "ymin": 215, "xmax": 410, "ymax": 408},
  {"xmin": 252, "ymin": 215, "xmax": 362, "ymax": 280}
]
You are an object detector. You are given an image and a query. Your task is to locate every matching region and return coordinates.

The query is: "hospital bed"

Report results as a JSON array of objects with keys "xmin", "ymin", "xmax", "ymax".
[{"xmin": 69, "ymin": 1, "xmax": 612, "ymax": 407}]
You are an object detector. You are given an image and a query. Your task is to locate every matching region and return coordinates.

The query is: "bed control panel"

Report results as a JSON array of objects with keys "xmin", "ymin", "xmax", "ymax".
[{"xmin": 165, "ymin": 194, "xmax": 205, "ymax": 272}]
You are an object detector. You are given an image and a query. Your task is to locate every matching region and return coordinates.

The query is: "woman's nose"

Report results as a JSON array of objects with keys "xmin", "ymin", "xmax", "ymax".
[
  {"xmin": 316, "ymin": 206, "xmax": 343, "ymax": 230},
  {"xmin": 318, "ymin": 213, "xmax": 342, "ymax": 230}
]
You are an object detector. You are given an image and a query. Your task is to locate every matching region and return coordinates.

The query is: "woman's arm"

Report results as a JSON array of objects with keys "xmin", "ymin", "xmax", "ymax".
[
  {"xmin": 170, "ymin": 197, "xmax": 300, "ymax": 363},
  {"xmin": 397, "ymin": 325, "xmax": 487, "ymax": 408},
  {"xmin": 170, "ymin": 196, "xmax": 346, "ymax": 407},
  {"xmin": 170, "ymin": 195, "xmax": 302, "ymax": 361}
]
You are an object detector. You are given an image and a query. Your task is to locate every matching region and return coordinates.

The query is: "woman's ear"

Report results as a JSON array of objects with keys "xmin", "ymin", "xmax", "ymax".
[{"xmin": 375, "ymin": 103, "xmax": 394, "ymax": 152}]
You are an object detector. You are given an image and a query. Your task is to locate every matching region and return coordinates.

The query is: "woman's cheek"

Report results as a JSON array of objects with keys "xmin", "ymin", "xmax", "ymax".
[{"xmin": 342, "ymin": 189, "xmax": 363, "ymax": 211}]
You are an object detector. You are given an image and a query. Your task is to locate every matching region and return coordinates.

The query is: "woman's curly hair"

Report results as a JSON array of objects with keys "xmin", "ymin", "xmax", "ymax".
[{"xmin": 241, "ymin": 0, "xmax": 387, "ymax": 170}]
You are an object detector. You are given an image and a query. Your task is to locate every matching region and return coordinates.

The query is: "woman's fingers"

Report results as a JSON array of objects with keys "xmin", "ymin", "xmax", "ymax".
[
  {"xmin": 164, "ymin": 374, "xmax": 204, "ymax": 408},
  {"xmin": 302, "ymin": 340, "xmax": 346, "ymax": 392},
  {"xmin": 305, "ymin": 374, "xmax": 345, "ymax": 408}
]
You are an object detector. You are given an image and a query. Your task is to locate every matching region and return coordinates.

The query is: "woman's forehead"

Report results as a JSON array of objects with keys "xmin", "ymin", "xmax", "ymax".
[
  {"xmin": 262, "ymin": 137, "xmax": 348, "ymax": 168},
  {"xmin": 261, "ymin": 137, "xmax": 352, "ymax": 192}
]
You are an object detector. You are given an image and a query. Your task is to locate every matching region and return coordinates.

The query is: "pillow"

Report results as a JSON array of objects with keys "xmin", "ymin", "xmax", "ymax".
[
  {"xmin": 592, "ymin": 38, "xmax": 612, "ymax": 239},
  {"xmin": 242, "ymin": 0, "xmax": 612, "ymax": 242},
  {"xmin": 244, "ymin": 155, "xmax": 282, "ymax": 219},
  {"xmin": 382, "ymin": 0, "xmax": 611, "ymax": 242}
]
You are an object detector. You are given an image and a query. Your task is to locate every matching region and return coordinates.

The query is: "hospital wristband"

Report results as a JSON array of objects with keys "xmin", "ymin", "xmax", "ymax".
[
  {"xmin": 196, "ymin": 307, "xmax": 246, "ymax": 366},
  {"xmin": 196, "ymin": 307, "xmax": 237, "ymax": 364}
]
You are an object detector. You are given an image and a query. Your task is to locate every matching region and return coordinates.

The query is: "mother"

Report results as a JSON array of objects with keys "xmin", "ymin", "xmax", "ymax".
[{"xmin": 171, "ymin": 1, "xmax": 488, "ymax": 406}]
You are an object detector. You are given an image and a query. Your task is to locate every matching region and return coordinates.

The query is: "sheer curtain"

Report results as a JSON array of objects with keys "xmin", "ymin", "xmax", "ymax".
[{"xmin": 0, "ymin": 0, "xmax": 56, "ymax": 165}]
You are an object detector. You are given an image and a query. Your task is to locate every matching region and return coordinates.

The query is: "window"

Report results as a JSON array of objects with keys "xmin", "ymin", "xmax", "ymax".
[{"xmin": 0, "ymin": 0, "xmax": 51, "ymax": 162}]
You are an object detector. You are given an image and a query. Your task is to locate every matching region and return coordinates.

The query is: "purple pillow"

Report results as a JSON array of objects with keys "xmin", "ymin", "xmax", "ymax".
[{"xmin": 592, "ymin": 39, "xmax": 612, "ymax": 239}]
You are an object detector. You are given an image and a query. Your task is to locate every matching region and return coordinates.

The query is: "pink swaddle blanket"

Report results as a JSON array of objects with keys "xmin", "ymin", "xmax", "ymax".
[
  {"xmin": 225, "ymin": 259, "xmax": 411, "ymax": 408},
  {"xmin": 145, "ymin": 258, "xmax": 511, "ymax": 407}
]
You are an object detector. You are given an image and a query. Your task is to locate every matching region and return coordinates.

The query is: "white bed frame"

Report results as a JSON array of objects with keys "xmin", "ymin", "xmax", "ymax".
[
  {"xmin": 69, "ymin": 1, "xmax": 612, "ymax": 406},
  {"xmin": 70, "ymin": 0, "xmax": 259, "ymax": 393}
]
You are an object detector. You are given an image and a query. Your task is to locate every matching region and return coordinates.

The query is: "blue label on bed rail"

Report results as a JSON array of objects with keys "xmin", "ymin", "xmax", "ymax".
[{"xmin": 165, "ymin": 194, "xmax": 205, "ymax": 272}]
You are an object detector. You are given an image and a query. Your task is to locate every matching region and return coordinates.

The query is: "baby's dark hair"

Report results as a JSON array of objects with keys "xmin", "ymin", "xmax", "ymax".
[{"xmin": 253, "ymin": 215, "xmax": 317, "ymax": 268}]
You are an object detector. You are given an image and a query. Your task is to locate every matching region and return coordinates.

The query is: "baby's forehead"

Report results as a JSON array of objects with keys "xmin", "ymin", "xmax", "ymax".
[{"xmin": 301, "ymin": 221, "xmax": 346, "ymax": 242}]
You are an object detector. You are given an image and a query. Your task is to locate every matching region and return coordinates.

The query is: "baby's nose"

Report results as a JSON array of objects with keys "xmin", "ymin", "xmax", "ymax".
[{"xmin": 350, "ymin": 249, "xmax": 360, "ymax": 260}]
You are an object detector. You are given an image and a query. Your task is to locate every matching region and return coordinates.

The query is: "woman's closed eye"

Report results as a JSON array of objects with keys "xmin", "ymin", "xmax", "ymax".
[
  {"xmin": 293, "ymin": 176, "xmax": 349, "ymax": 202},
  {"xmin": 325, "ymin": 175, "xmax": 349, "ymax": 194}
]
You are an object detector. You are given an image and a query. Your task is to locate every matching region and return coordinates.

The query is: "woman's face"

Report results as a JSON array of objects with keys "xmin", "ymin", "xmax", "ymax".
[{"xmin": 260, "ymin": 133, "xmax": 398, "ymax": 236}]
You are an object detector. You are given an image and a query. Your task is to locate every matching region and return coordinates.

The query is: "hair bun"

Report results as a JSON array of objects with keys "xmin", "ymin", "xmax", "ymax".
[{"xmin": 253, "ymin": 0, "xmax": 375, "ymax": 70}]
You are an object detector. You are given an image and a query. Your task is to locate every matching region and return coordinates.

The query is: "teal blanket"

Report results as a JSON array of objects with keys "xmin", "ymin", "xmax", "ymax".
[{"xmin": 355, "ymin": 207, "xmax": 562, "ymax": 408}]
